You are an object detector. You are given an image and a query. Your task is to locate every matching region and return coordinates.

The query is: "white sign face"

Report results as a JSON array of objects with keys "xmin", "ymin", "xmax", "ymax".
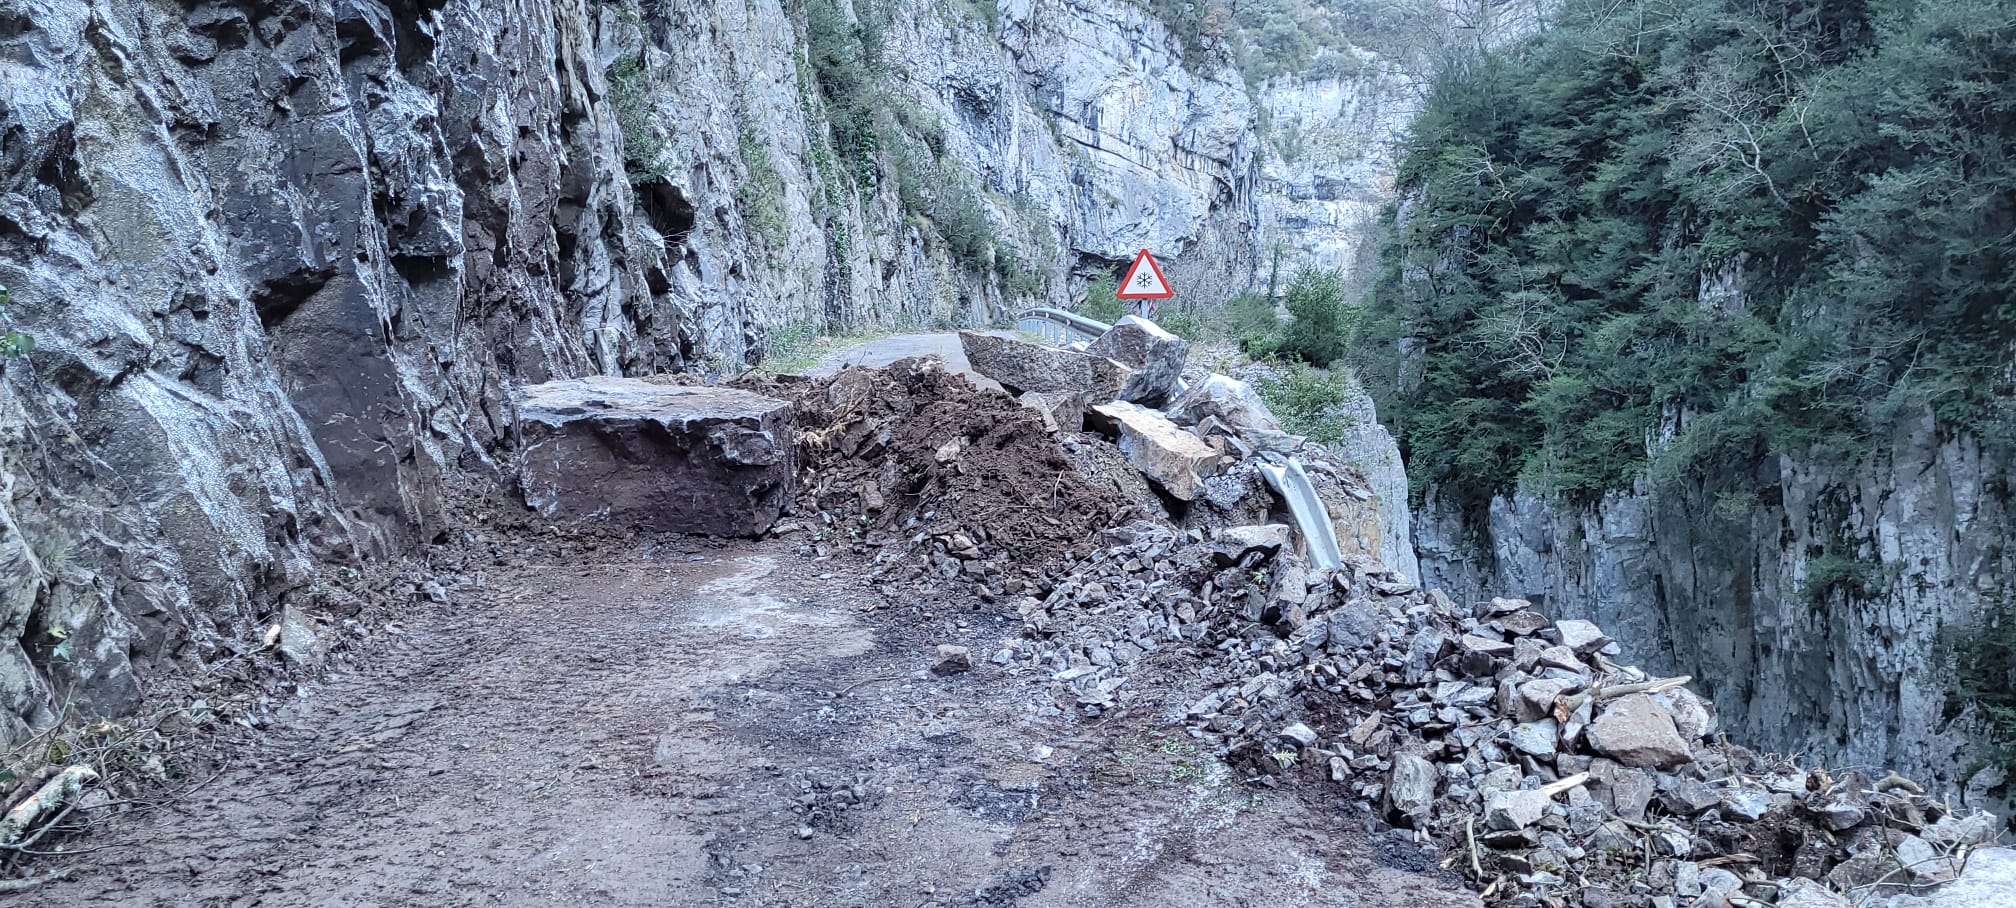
[
  {"xmin": 1116, "ymin": 249, "xmax": 1173, "ymax": 299},
  {"xmin": 1122, "ymin": 262, "xmax": 1168, "ymax": 296}
]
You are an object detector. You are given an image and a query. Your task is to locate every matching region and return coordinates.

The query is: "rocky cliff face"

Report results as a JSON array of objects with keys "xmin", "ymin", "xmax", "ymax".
[
  {"xmin": 0, "ymin": 0, "xmax": 1261, "ymax": 743},
  {"xmin": 1414, "ymin": 416, "xmax": 2015, "ymax": 810},
  {"xmin": 1256, "ymin": 61, "xmax": 1417, "ymax": 283}
]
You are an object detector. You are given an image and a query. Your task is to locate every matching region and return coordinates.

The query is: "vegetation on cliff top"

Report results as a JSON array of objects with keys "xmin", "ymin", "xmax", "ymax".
[{"xmin": 1355, "ymin": 0, "xmax": 2016, "ymax": 517}]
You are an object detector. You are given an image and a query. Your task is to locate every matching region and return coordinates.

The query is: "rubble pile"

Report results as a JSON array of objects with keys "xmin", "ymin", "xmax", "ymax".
[
  {"xmin": 741, "ymin": 358, "xmax": 1150, "ymax": 596},
  {"xmin": 726, "ymin": 317, "xmax": 2014, "ymax": 907},
  {"xmin": 1010, "ymin": 525, "xmax": 2008, "ymax": 907},
  {"xmin": 943, "ymin": 315, "xmax": 2012, "ymax": 908}
]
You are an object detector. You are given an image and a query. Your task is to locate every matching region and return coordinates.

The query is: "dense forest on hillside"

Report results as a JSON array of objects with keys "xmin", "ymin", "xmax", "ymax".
[{"xmin": 1355, "ymin": 0, "xmax": 2016, "ymax": 514}]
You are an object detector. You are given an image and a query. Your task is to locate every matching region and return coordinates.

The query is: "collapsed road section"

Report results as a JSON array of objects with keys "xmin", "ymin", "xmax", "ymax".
[{"xmin": 7, "ymin": 316, "xmax": 2008, "ymax": 908}]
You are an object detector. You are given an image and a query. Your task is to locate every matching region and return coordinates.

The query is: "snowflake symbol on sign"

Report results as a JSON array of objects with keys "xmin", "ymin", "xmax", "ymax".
[{"xmin": 1114, "ymin": 249, "xmax": 1173, "ymax": 301}]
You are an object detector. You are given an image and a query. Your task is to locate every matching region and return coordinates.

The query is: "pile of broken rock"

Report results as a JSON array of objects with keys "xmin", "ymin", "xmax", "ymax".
[
  {"xmin": 947, "ymin": 316, "xmax": 2009, "ymax": 908},
  {"xmin": 1008, "ymin": 521, "xmax": 2009, "ymax": 908},
  {"xmin": 960, "ymin": 318, "xmax": 1308, "ymax": 507}
]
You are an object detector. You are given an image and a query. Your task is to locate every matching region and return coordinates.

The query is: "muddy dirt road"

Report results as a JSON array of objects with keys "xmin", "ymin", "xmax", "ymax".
[{"xmin": 22, "ymin": 535, "xmax": 1478, "ymax": 907}]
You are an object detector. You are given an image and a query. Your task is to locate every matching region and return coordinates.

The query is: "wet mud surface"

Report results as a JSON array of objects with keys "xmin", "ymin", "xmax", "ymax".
[{"xmin": 19, "ymin": 535, "xmax": 1477, "ymax": 907}]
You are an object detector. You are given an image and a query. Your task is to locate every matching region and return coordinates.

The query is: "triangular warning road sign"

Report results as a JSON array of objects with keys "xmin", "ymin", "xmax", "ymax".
[{"xmin": 1115, "ymin": 249, "xmax": 1174, "ymax": 300}]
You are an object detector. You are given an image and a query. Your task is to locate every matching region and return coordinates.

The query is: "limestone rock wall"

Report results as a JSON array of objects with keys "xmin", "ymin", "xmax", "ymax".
[
  {"xmin": 1257, "ymin": 64, "xmax": 1419, "ymax": 283},
  {"xmin": 0, "ymin": 0, "xmax": 1261, "ymax": 742}
]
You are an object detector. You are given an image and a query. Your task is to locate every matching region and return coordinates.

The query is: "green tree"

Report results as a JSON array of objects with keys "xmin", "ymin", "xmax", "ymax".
[
  {"xmin": 1079, "ymin": 271, "xmax": 1128, "ymax": 325},
  {"xmin": 1277, "ymin": 268, "xmax": 1353, "ymax": 366},
  {"xmin": 1357, "ymin": 0, "xmax": 2016, "ymax": 514}
]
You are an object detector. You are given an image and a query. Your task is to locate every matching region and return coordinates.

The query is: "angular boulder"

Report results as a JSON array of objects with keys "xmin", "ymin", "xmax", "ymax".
[
  {"xmin": 1086, "ymin": 401, "xmax": 1224, "ymax": 501},
  {"xmin": 1212, "ymin": 524, "xmax": 1291, "ymax": 566},
  {"xmin": 518, "ymin": 377, "xmax": 793, "ymax": 537},
  {"xmin": 1386, "ymin": 752, "xmax": 1438, "ymax": 824},
  {"xmin": 1166, "ymin": 373, "xmax": 1282, "ymax": 435},
  {"xmin": 1483, "ymin": 788, "xmax": 1552, "ymax": 831},
  {"xmin": 275, "ymin": 605, "xmax": 324, "ymax": 667},
  {"xmin": 1085, "ymin": 316, "xmax": 1189, "ymax": 406},
  {"xmin": 1517, "ymin": 678, "xmax": 1575, "ymax": 722},
  {"xmin": 1553, "ymin": 619, "xmax": 1611, "ymax": 654},
  {"xmin": 959, "ymin": 331, "xmax": 1131, "ymax": 401},
  {"xmin": 1585, "ymin": 693, "xmax": 1695, "ymax": 769}
]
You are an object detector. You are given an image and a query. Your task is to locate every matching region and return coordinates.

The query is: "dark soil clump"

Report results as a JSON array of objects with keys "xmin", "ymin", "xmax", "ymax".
[{"xmin": 746, "ymin": 357, "xmax": 1154, "ymax": 566}]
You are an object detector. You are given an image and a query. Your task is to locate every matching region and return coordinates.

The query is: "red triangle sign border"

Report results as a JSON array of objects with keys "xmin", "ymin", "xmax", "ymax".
[{"xmin": 1115, "ymin": 249, "xmax": 1175, "ymax": 300}]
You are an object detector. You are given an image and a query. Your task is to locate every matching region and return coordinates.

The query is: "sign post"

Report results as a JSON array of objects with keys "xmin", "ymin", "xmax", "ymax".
[{"xmin": 1115, "ymin": 249, "xmax": 1174, "ymax": 319}]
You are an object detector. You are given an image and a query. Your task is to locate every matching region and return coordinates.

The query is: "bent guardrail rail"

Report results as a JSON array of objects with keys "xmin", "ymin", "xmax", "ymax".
[
  {"xmin": 1017, "ymin": 308, "xmax": 1110, "ymax": 347},
  {"xmin": 1259, "ymin": 457, "xmax": 1345, "ymax": 571}
]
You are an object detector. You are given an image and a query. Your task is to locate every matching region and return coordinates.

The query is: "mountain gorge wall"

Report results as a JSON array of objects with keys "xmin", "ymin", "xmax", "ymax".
[
  {"xmin": 1414, "ymin": 418, "xmax": 2015, "ymax": 811},
  {"xmin": 0, "ymin": 0, "xmax": 1263, "ymax": 743}
]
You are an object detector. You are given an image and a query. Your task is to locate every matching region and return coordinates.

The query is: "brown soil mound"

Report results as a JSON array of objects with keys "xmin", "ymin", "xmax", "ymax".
[{"xmin": 742, "ymin": 357, "xmax": 1153, "ymax": 566}]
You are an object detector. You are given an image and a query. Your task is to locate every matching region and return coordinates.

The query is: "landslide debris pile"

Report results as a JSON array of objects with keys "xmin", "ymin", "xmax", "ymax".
[
  {"xmin": 1012, "ymin": 524, "xmax": 2008, "ymax": 908},
  {"xmin": 746, "ymin": 316, "xmax": 2005, "ymax": 907},
  {"xmin": 744, "ymin": 358, "xmax": 1152, "ymax": 596}
]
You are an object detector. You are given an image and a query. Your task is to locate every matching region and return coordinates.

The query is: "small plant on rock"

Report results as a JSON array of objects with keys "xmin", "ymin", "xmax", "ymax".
[{"xmin": 0, "ymin": 284, "xmax": 32, "ymax": 359}]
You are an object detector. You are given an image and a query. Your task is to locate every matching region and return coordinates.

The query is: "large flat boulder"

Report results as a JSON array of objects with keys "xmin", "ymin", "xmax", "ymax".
[
  {"xmin": 959, "ymin": 331, "xmax": 1131, "ymax": 401},
  {"xmin": 1086, "ymin": 316, "xmax": 1188, "ymax": 406},
  {"xmin": 1086, "ymin": 401, "xmax": 1224, "ymax": 501},
  {"xmin": 518, "ymin": 377, "xmax": 793, "ymax": 537},
  {"xmin": 1585, "ymin": 693, "xmax": 1695, "ymax": 769}
]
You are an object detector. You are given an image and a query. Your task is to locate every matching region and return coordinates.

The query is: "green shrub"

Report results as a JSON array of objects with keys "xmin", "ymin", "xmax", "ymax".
[
  {"xmin": 806, "ymin": 0, "xmax": 885, "ymax": 185},
  {"xmin": 1155, "ymin": 306, "xmax": 1206, "ymax": 341},
  {"xmin": 737, "ymin": 114, "xmax": 789, "ymax": 250},
  {"xmin": 1802, "ymin": 553, "xmax": 1887, "ymax": 608},
  {"xmin": 1224, "ymin": 291, "xmax": 1282, "ymax": 357},
  {"xmin": 0, "ymin": 284, "xmax": 30, "ymax": 359},
  {"xmin": 995, "ymin": 245, "xmax": 1044, "ymax": 297},
  {"xmin": 1255, "ymin": 360, "xmax": 1358, "ymax": 444},
  {"xmin": 607, "ymin": 53, "xmax": 667, "ymax": 184},
  {"xmin": 1078, "ymin": 272, "xmax": 1128, "ymax": 325}
]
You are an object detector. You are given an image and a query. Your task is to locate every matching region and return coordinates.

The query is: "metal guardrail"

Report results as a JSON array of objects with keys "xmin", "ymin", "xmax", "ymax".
[
  {"xmin": 1259, "ymin": 458, "xmax": 1345, "ymax": 571},
  {"xmin": 1017, "ymin": 308, "xmax": 1111, "ymax": 347}
]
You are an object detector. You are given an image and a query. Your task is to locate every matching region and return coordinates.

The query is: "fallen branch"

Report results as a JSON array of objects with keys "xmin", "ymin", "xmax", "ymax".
[
  {"xmin": 0, "ymin": 765, "xmax": 97, "ymax": 846},
  {"xmin": 1540, "ymin": 772, "xmax": 1590, "ymax": 798},
  {"xmin": 0, "ymin": 801, "xmax": 78, "ymax": 852},
  {"xmin": 1558, "ymin": 675, "xmax": 1693, "ymax": 717},
  {"xmin": 1465, "ymin": 816, "xmax": 1483, "ymax": 879}
]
